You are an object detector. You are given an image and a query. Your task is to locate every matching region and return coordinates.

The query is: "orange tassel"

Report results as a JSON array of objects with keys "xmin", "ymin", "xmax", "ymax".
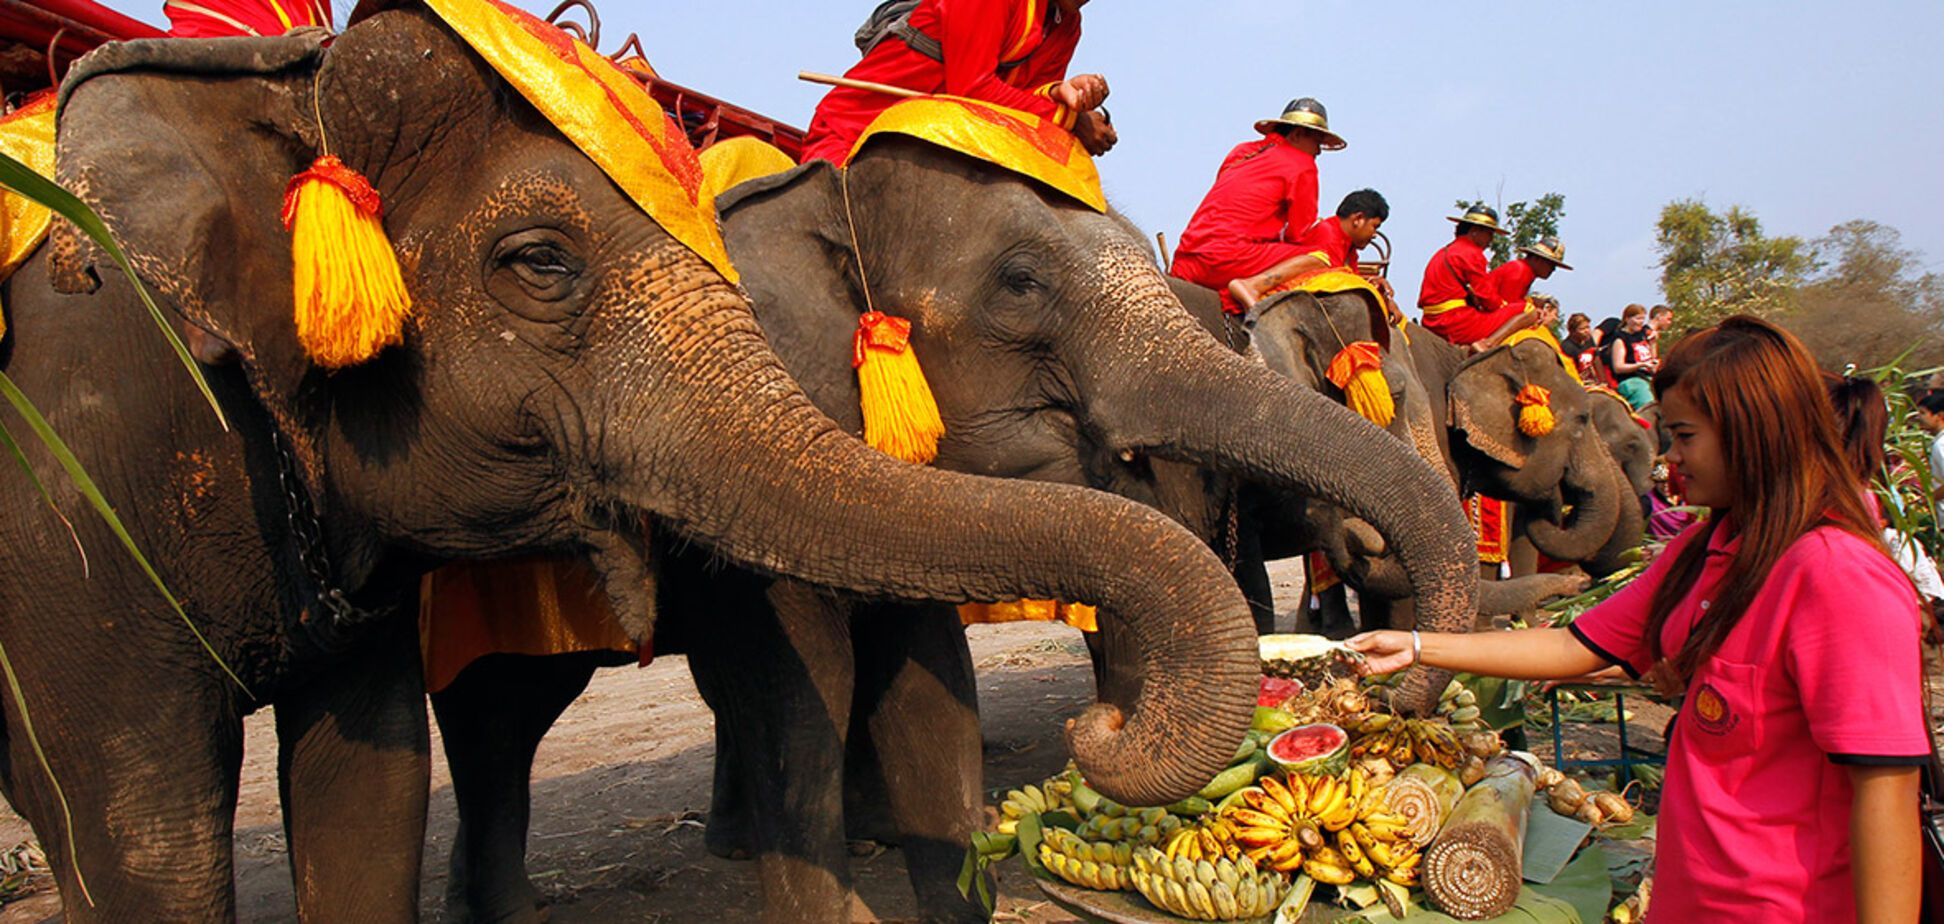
[
  {"xmin": 1326, "ymin": 341, "xmax": 1395, "ymax": 428},
  {"xmin": 853, "ymin": 311, "xmax": 945, "ymax": 464},
  {"xmin": 1515, "ymin": 384, "xmax": 1556, "ymax": 437},
  {"xmin": 282, "ymin": 155, "xmax": 412, "ymax": 368}
]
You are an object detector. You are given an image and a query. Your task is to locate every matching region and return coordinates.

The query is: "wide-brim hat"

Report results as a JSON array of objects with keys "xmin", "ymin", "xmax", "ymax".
[
  {"xmin": 1447, "ymin": 206, "xmax": 1510, "ymax": 236},
  {"xmin": 1254, "ymin": 97, "xmax": 1347, "ymax": 151},
  {"xmin": 1520, "ymin": 235, "xmax": 1574, "ymax": 271}
]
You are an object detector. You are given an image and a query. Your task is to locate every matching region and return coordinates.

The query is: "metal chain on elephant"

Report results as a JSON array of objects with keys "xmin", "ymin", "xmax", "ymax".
[{"xmin": 270, "ymin": 430, "xmax": 390, "ymax": 652}]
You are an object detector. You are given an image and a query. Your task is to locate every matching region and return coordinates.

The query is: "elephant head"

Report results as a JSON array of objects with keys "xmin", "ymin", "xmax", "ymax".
[
  {"xmin": 716, "ymin": 137, "xmax": 1477, "ymax": 721},
  {"xmin": 49, "ymin": 6, "xmax": 1257, "ymax": 804},
  {"xmin": 1447, "ymin": 341, "xmax": 1625, "ymax": 563},
  {"xmin": 1588, "ymin": 388, "xmax": 1656, "ymax": 498}
]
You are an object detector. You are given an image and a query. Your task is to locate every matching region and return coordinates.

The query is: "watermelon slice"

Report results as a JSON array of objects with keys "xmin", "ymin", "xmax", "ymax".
[
  {"xmin": 1258, "ymin": 676, "xmax": 1304, "ymax": 708},
  {"xmin": 1267, "ymin": 723, "xmax": 1350, "ymax": 776}
]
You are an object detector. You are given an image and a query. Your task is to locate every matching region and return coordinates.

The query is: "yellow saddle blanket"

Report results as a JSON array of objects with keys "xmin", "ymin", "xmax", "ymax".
[{"xmin": 0, "ymin": 92, "xmax": 58, "ymax": 339}]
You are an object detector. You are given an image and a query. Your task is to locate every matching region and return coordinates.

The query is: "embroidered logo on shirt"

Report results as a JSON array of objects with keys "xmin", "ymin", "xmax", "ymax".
[{"xmin": 1692, "ymin": 682, "xmax": 1740, "ymax": 736}]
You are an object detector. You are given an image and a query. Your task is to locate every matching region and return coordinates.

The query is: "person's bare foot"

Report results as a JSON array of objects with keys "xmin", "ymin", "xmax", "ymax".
[{"xmin": 1228, "ymin": 278, "xmax": 1261, "ymax": 312}]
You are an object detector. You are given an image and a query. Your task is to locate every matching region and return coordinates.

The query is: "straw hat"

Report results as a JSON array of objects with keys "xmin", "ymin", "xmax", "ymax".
[
  {"xmin": 1254, "ymin": 98, "xmax": 1346, "ymax": 151},
  {"xmin": 1447, "ymin": 205, "xmax": 1510, "ymax": 236},
  {"xmin": 1520, "ymin": 235, "xmax": 1574, "ymax": 270}
]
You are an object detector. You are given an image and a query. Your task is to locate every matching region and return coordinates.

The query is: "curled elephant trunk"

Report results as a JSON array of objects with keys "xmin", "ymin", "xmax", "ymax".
[
  {"xmin": 1526, "ymin": 436, "xmax": 1625, "ymax": 564},
  {"xmin": 614, "ymin": 284, "xmax": 1256, "ymax": 807},
  {"xmin": 1079, "ymin": 251, "xmax": 1478, "ymax": 714},
  {"xmin": 1582, "ymin": 465, "xmax": 1647, "ymax": 578}
]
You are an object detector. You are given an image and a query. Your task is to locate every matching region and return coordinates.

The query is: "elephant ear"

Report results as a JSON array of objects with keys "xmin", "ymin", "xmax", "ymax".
[
  {"xmin": 1447, "ymin": 339, "xmax": 1584, "ymax": 469},
  {"xmin": 716, "ymin": 159, "xmax": 870, "ymax": 434},
  {"xmin": 52, "ymin": 32, "xmax": 327, "ymax": 434}
]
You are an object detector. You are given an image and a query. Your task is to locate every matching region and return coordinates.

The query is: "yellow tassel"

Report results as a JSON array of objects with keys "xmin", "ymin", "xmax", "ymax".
[
  {"xmin": 1326, "ymin": 341, "xmax": 1394, "ymax": 428},
  {"xmin": 1515, "ymin": 384, "xmax": 1556, "ymax": 437},
  {"xmin": 854, "ymin": 311, "xmax": 945, "ymax": 464},
  {"xmin": 282, "ymin": 156, "xmax": 412, "ymax": 368}
]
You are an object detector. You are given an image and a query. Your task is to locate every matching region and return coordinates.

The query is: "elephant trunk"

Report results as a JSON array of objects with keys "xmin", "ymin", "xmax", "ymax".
[
  {"xmin": 613, "ymin": 281, "xmax": 1256, "ymax": 807},
  {"xmin": 1080, "ymin": 248, "xmax": 1477, "ymax": 714},
  {"xmin": 1582, "ymin": 465, "xmax": 1647, "ymax": 578},
  {"xmin": 1526, "ymin": 437, "xmax": 1625, "ymax": 564}
]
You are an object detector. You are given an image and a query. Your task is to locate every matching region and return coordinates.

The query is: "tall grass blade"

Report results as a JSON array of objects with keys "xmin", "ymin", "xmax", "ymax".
[
  {"xmin": 0, "ymin": 637, "xmax": 91, "ymax": 906},
  {"xmin": 0, "ymin": 372, "xmax": 251, "ymax": 697},
  {"xmin": 0, "ymin": 418, "xmax": 85, "ymax": 575},
  {"xmin": 0, "ymin": 151, "xmax": 228, "ymax": 431}
]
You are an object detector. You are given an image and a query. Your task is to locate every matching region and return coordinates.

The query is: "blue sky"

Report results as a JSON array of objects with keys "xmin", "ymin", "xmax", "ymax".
[{"xmin": 101, "ymin": 0, "xmax": 1944, "ymax": 318}]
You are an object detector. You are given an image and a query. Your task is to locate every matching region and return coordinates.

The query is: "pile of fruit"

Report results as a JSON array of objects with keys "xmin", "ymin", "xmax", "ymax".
[{"xmin": 997, "ymin": 662, "xmax": 1656, "ymax": 923}]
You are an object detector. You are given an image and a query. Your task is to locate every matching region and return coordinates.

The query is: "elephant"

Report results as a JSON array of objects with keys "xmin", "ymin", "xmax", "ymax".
[
  {"xmin": 429, "ymin": 139, "xmax": 1481, "ymax": 921},
  {"xmin": 0, "ymin": 7, "xmax": 1267, "ymax": 920},
  {"xmin": 1196, "ymin": 281, "xmax": 1637, "ymax": 621}
]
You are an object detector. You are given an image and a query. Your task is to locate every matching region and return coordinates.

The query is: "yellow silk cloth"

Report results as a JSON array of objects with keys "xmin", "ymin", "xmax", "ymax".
[
  {"xmin": 959, "ymin": 599, "xmax": 1098, "ymax": 632},
  {"xmin": 1503, "ymin": 322, "xmax": 1582, "ymax": 383},
  {"xmin": 419, "ymin": 557, "xmax": 637, "ymax": 693},
  {"xmin": 1269, "ymin": 266, "xmax": 1409, "ymax": 341},
  {"xmin": 421, "ymin": 0, "xmax": 735, "ymax": 282},
  {"xmin": 697, "ymin": 136, "xmax": 798, "ymax": 207},
  {"xmin": 850, "ymin": 96, "xmax": 1106, "ymax": 213},
  {"xmin": 0, "ymin": 92, "xmax": 57, "ymax": 340}
]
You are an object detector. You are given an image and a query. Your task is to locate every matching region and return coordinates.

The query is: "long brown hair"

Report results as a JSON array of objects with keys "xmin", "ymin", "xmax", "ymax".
[
  {"xmin": 1824, "ymin": 372, "xmax": 1888, "ymax": 483},
  {"xmin": 1642, "ymin": 317, "xmax": 1885, "ymax": 691}
]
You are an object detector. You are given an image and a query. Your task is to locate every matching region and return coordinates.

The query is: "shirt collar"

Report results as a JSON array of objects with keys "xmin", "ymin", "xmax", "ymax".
[{"xmin": 1706, "ymin": 516, "xmax": 1742, "ymax": 556}]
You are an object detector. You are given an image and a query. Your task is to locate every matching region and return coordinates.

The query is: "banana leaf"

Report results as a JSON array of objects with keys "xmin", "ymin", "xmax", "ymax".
[
  {"xmin": 1334, "ymin": 886, "xmax": 1581, "ymax": 923},
  {"xmin": 1528, "ymin": 845, "xmax": 1612, "ymax": 923},
  {"xmin": 955, "ymin": 830, "xmax": 1013, "ymax": 914}
]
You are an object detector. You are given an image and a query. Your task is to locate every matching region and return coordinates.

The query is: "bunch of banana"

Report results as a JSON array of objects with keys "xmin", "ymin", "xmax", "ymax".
[
  {"xmin": 1076, "ymin": 805, "xmax": 1183, "ymax": 845},
  {"xmin": 1349, "ymin": 713, "xmax": 1466, "ymax": 770},
  {"xmin": 1160, "ymin": 817, "xmax": 1242, "ymax": 864},
  {"xmin": 1437, "ymin": 680, "xmax": 1486, "ymax": 733},
  {"xmin": 1337, "ymin": 817, "xmax": 1422, "ymax": 887},
  {"xmin": 1130, "ymin": 847, "xmax": 1287, "ymax": 921},
  {"xmin": 996, "ymin": 776, "xmax": 1074, "ymax": 835},
  {"xmin": 1038, "ymin": 827, "xmax": 1137, "ymax": 892}
]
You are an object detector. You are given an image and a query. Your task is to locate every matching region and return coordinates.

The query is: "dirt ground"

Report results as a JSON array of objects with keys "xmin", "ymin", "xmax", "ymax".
[{"xmin": 0, "ymin": 558, "xmax": 1932, "ymax": 922}]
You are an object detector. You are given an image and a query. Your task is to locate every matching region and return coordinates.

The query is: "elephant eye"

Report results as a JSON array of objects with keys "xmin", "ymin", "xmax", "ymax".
[
  {"xmin": 491, "ymin": 230, "xmax": 586, "ymax": 306},
  {"xmin": 512, "ymin": 243, "xmax": 578, "ymax": 280},
  {"xmin": 998, "ymin": 256, "xmax": 1047, "ymax": 295}
]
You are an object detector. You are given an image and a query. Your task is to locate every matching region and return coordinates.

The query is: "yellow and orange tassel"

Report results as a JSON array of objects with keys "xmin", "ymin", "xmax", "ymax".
[
  {"xmin": 282, "ymin": 155, "xmax": 412, "ymax": 368},
  {"xmin": 1515, "ymin": 384, "xmax": 1556, "ymax": 437},
  {"xmin": 854, "ymin": 310, "xmax": 945, "ymax": 464},
  {"xmin": 1326, "ymin": 340, "xmax": 1395, "ymax": 428}
]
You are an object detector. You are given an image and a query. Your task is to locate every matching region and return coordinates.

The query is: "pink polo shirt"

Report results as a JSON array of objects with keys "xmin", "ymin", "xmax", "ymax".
[{"xmin": 1571, "ymin": 518, "xmax": 1929, "ymax": 923}]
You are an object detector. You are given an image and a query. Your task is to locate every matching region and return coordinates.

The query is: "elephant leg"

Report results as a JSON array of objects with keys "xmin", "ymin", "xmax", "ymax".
[
  {"xmin": 277, "ymin": 620, "xmax": 430, "ymax": 924},
  {"xmin": 691, "ymin": 579, "xmax": 856, "ymax": 923},
  {"xmin": 850, "ymin": 603, "xmax": 987, "ymax": 923},
  {"xmin": 4, "ymin": 681, "xmax": 244, "ymax": 922},
  {"xmin": 1232, "ymin": 519, "xmax": 1276, "ymax": 635},
  {"xmin": 430, "ymin": 650, "xmax": 612, "ymax": 924}
]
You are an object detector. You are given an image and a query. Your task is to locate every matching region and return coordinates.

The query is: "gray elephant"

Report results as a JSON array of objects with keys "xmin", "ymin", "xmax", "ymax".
[
  {"xmin": 430, "ymin": 138, "xmax": 1481, "ymax": 921},
  {"xmin": 1208, "ymin": 283, "xmax": 1637, "ymax": 618},
  {"xmin": 0, "ymin": 7, "xmax": 1266, "ymax": 920}
]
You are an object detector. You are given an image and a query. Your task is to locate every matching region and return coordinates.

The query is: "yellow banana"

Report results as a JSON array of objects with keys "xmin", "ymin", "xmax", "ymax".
[
  {"xmin": 1261, "ymin": 775, "xmax": 1300, "ymax": 816},
  {"xmin": 1187, "ymin": 880, "xmax": 1216, "ymax": 919},
  {"xmin": 1338, "ymin": 830, "xmax": 1376, "ymax": 878},
  {"xmin": 1241, "ymin": 788, "xmax": 1290, "ymax": 823},
  {"xmin": 1303, "ymin": 857, "xmax": 1357, "ymax": 885},
  {"xmin": 1211, "ymin": 880, "xmax": 1239, "ymax": 919},
  {"xmin": 1385, "ymin": 865, "xmax": 1420, "ymax": 887}
]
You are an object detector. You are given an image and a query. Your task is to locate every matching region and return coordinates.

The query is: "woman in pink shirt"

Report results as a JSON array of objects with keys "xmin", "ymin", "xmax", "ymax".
[{"xmin": 1350, "ymin": 316, "xmax": 1928, "ymax": 922}]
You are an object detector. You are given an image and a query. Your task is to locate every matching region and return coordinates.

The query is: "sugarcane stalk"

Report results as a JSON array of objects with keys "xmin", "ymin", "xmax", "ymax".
[{"xmin": 1422, "ymin": 752, "xmax": 1539, "ymax": 920}]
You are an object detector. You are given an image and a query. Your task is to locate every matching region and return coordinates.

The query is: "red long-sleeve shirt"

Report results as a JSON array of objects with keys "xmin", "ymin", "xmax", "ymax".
[
  {"xmin": 164, "ymin": 0, "xmax": 330, "ymax": 37},
  {"xmin": 801, "ymin": 0, "xmax": 1080, "ymax": 165},
  {"xmin": 1168, "ymin": 134, "xmax": 1319, "ymax": 313},
  {"xmin": 1419, "ymin": 236, "xmax": 1523, "ymax": 345},
  {"xmin": 1486, "ymin": 257, "xmax": 1540, "ymax": 308}
]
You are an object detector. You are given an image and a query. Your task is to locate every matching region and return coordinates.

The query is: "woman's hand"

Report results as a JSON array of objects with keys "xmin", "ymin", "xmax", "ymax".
[
  {"xmin": 1345, "ymin": 631, "xmax": 1414, "ymax": 675},
  {"xmin": 1056, "ymin": 73, "xmax": 1110, "ymax": 111}
]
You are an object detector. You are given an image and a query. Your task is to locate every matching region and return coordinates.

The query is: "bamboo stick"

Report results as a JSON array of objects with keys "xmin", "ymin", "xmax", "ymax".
[{"xmin": 798, "ymin": 70, "xmax": 922, "ymax": 99}]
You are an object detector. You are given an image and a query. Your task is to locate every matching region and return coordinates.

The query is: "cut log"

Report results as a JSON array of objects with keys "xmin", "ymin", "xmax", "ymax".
[
  {"xmin": 1422, "ymin": 752, "xmax": 1540, "ymax": 920},
  {"xmin": 1386, "ymin": 763, "xmax": 1464, "ymax": 847}
]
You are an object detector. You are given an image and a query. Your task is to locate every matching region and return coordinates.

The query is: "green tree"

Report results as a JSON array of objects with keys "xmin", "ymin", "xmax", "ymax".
[
  {"xmin": 1454, "ymin": 193, "xmax": 1565, "ymax": 267},
  {"xmin": 1654, "ymin": 199, "xmax": 1812, "ymax": 328},
  {"xmin": 1785, "ymin": 220, "xmax": 1944, "ymax": 370}
]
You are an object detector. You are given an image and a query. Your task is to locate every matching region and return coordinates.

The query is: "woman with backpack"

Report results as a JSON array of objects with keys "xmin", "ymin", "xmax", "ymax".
[{"xmin": 801, "ymin": 0, "xmax": 1116, "ymax": 165}]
